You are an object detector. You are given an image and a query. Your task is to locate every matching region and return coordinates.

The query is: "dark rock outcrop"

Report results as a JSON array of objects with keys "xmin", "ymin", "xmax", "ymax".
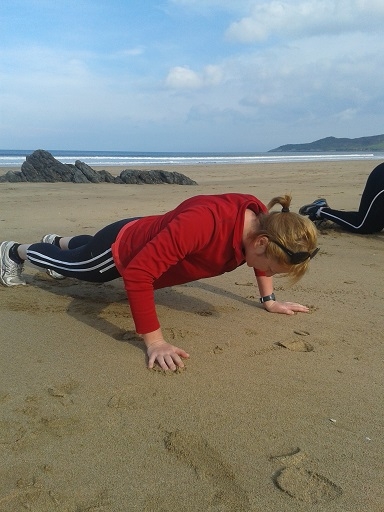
[
  {"xmin": 0, "ymin": 149, "xmax": 197, "ymax": 185},
  {"xmin": 119, "ymin": 169, "xmax": 197, "ymax": 185}
]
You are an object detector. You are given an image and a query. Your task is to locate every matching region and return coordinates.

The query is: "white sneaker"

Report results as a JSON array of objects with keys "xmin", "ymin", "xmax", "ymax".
[
  {"xmin": 41, "ymin": 233, "xmax": 59, "ymax": 245},
  {"xmin": 41, "ymin": 234, "xmax": 66, "ymax": 280},
  {"xmin": 0, "ymin": 241, "xmax": 26, "ymax": 286}
]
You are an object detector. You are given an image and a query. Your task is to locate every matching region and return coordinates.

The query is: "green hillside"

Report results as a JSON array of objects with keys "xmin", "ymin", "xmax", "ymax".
[{"xmin": 269, "ymin": 134, "xmax": 384, "ymax": 152}]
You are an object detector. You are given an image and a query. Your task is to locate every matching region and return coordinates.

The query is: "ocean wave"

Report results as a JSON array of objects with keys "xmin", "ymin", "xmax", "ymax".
[{"xmin": 0, "ymin": 151, "xmax": 382, "ymax": 168}]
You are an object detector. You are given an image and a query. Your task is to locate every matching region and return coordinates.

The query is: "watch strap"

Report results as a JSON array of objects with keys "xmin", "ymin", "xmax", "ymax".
[{"xmin": 259, "ymin": 293, "xmax": 276, "ymax": 303}]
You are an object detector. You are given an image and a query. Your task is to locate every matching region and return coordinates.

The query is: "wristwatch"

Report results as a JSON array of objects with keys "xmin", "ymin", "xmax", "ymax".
[{"xmin": 259, "ymin": 293, "xmax": 276, "ymax": 303}]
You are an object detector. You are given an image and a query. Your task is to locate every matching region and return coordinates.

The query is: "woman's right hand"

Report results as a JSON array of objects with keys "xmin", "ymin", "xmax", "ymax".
[{"xmin": 146, "ymin": 339, "xmax": 190, "ymax": 371}]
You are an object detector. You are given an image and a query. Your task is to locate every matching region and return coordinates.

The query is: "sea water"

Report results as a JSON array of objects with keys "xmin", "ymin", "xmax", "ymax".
[{"xmin": 1, "ymin": 149, "xmax": 383, "ymax": 168}]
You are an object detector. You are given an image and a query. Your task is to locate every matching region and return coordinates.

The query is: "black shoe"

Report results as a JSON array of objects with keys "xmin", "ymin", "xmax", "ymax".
[{"xmin": 299, "ymin": 198, "xmax": 329, "ymax": 220}]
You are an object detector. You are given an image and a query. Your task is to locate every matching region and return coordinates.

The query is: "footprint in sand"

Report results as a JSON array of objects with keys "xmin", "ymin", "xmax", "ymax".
[
  {"xmin": 278, "ymin": 339, "xmax": 314, "ymax": 352},
  {"xmin": 0, "ymin": 470, "xmax": 108, "ymax": 512},
  {"xmin": 163, "ymin": 327, "xmax": 196, "ymax": 340},
  {"xmin": 0, "ymin": 420, "xmax": 27, "ymax": 446},
  {"xmin": 0, "ymin": 486, "xmax": 60, "ymax": 511},
  {"xmin": 107, "ymin": 382, "xmax": 161, "ymax": 410},
  {"xmin": 38, "ymin": 415, "xmax": 81, "ymax": 438},
  {"xmin": 271, "ymin": 448, "xmax": 342, "ymax": 504},
  {"xmin": 164, "ymin": 430, "xmax": 250, "ymax": 511},
  {"xmin": 0, "ymin": 468, "xmax": 59, "ymax": 511},
  {"xmin": 275, "ymin": 466, "xmax": 343, "ymax": 504},
  {"xmin": 47, "ymin": 378, "xmax": 79, "ymax": 405},
  {"xmin": 107, "ymin": 389, "xmax": 139, "ymax": 410}
]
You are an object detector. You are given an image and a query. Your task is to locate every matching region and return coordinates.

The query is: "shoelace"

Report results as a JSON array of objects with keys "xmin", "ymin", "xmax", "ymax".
[{"xmin": 8, "ymin": 261, "xmax": 24, "ymax": 278}]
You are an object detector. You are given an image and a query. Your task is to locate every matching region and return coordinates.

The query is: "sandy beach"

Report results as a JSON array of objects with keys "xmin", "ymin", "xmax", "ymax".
[{"xmin": 0, "ymin": 160, "xmax": 383, "ymax": 511}]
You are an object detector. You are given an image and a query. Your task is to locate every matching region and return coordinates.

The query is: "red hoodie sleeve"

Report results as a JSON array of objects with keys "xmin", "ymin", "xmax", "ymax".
[{"xmin": 120, "ymin": 207, "xmax": 216, "ymax": 333}]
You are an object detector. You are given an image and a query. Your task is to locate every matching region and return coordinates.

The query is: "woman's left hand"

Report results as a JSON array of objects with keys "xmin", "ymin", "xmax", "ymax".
[{"xmin": 262, "ymin": 300, "xmax": 309, "ymax": 315}]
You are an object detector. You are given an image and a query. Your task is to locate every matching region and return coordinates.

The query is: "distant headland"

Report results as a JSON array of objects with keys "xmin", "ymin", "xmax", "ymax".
[{"xmin": 269, "ymin": 134, "xmax": 384, "ymax": 152}]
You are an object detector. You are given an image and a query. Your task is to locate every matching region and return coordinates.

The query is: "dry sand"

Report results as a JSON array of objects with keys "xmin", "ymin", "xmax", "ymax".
[{"xmin": 0, "ymin": 160, "xmax": 383, "ymax": 511}]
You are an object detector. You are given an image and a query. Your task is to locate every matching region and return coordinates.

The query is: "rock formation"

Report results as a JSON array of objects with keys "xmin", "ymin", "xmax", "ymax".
[{"xmin": 0, "ymin": 149, "xmax": 198, "ymax": 185}]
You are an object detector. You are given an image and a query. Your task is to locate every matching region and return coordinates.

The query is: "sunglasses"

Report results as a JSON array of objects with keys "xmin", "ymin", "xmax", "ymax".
[{"xmin": 269, "ymin": 239, "xmax": 319, "ymax": 264}]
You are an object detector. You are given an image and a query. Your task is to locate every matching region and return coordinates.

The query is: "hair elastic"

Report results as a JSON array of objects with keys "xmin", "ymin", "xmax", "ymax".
[{"xmin": 281, "ymin": 207, "xmax": 290, "ymax": 212}]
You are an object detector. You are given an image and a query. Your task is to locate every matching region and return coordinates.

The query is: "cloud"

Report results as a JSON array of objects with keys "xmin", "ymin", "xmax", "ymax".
[
  {"xmin": 164, "ymin": 28, "xmax": 384, "ymax": 139},
  {"xmin": 165, "ymin": 65, "xmax": 222, "ymax": 89},
  {"xmin": 334, "ymin": 108, "xmax": 359, "ymax": 122},
  {"xmin": 165, "ymin": 66, "xmax": 203, "ymax": 88},
  {"xmin": 204, "ymin": 65, "xmax": 223, "ymax": 85},
  {"xmin": 226, "ymin": 0, "xmax": 384, "ymax": 43},
  {"xmin": 2, "ymin": 1, "xmax": 384, "ymax": 151}
]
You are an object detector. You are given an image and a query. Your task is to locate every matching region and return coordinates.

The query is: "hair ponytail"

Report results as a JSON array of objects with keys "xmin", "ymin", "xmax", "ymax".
[
  {"xmin": 256, "ymin": 194, "xmax": 318, "ymax": 282},
  {"xmin": 267, "ymin": 194, "xmax": 292, "ymax": 212}
]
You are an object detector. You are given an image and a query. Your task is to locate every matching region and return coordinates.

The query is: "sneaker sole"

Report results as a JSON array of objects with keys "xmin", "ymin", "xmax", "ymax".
[
  {"xmin": 299, "ymin": 199, "xmax": 328, "ymax": 215},
  {"xmin": 41, "ymin": 234, "xmax": 66, "ymax": 280}
]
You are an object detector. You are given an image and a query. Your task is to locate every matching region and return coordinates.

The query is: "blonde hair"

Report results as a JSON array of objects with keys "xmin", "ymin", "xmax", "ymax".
[{"xmin": 257, "ymin": 194, "xmax": 318, "ymax": 282}]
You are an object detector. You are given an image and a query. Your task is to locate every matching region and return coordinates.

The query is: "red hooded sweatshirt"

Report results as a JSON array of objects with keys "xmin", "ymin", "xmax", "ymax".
[{"xmin": 111, "ymin": 193, "xmax": 267, "ymax": 333}]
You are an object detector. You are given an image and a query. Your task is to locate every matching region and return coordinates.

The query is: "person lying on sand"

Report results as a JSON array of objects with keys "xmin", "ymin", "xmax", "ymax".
[
  {"xmin": 1, "ymin": 192, "xmax": 318, "ymax": 371},
  {"xmin": 299, "ymin": 161, "xmax": 384, "ymax": 234}
]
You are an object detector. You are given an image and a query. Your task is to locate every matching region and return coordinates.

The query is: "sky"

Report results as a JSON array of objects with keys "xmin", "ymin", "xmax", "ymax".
[{"xmin": 1, "ymin": 0, "xmax": 384, "ymax": 152}]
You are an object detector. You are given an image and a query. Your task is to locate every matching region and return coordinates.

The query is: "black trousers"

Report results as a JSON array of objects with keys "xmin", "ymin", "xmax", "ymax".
[
  {"xmin": 26, "ymin": 217, "xmax": 140, "ymax": 282},
  {"xmin": 320, "ymin": 162, "xmax": 384, "ymax": 233}
]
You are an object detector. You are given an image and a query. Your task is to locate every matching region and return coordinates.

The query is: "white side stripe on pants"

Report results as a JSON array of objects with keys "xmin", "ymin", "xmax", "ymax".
[
  {"xmin": 323, "ymin": 189, "xmax": 384, "ymax": 230},
  {"xmin": 27, "ymin": 248, "xmax": 114, "ymax": 273}
]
